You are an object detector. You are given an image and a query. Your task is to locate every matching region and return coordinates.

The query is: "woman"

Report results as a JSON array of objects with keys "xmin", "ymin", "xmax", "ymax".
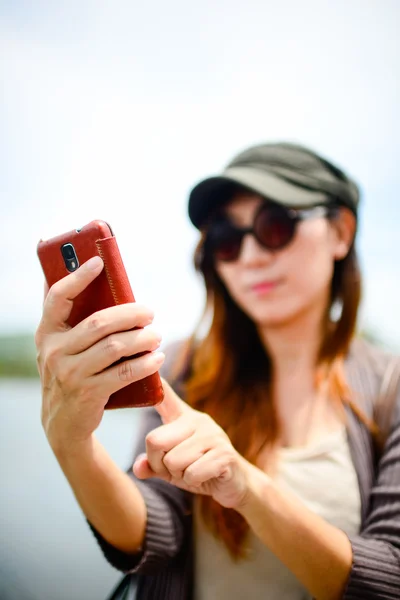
[{"xmin": 35, "ymin": 142, "xmax": 400, "ymax": 600}]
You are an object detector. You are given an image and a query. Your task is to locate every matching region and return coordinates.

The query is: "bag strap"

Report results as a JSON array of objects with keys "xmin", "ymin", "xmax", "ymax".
[{"xmin": 374, "ymin": 356, "xmax": 400, "ymax": 447}]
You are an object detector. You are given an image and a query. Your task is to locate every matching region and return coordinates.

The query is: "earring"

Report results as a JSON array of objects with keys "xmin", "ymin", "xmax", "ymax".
[{"xmin": 330, "ymin": 298, "xmax": 343, "ymax": 323}]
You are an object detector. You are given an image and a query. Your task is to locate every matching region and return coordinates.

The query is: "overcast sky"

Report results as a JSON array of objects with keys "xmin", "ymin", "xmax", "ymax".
[{"xmin": 1, "ymin": 0, "xmax": 399, "ymax": 349}]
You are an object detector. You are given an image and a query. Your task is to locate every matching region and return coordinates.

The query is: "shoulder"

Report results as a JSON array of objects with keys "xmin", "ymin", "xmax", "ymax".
[
  {"xmin": 346, "ymin": 337, "xmax": 400, "ymax": 394},
  {"xmin": 346, "ymin": 336, "xmax": 400, "ymax": 431},
  {"xmin": 347, "ymin": 336, "xmax": 400, "ymax": 376}
]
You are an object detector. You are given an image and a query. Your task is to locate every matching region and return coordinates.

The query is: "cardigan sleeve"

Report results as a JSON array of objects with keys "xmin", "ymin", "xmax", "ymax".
[
  {"xmin": 344, "ymin": 380, "xmax": 400, "ymax": 599},
  {"xmin": 89, "ymin": 407, "xmax": 192, "ymax": 574},
  {"xmin": 89, "ymin": 341, "xmax": 192, "ymax": 574}
]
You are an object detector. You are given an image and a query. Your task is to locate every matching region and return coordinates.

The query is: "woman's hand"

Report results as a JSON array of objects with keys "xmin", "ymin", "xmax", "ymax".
[
  {"xmin": 133, "ymin": 380, "xmax": 256, "ymax": 510},
  {"xmin": 35, "ymin": 256, "xmax": 164, "ymax": 455}
]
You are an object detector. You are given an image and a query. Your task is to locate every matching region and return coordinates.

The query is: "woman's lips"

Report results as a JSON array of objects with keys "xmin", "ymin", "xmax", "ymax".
[{"xmin": 250, "ymin": 280, "xmax": 280, "ymax": 294}]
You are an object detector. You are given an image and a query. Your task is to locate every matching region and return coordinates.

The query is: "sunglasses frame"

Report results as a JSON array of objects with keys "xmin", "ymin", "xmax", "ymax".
[{"xmin": 205, "ymin": 201, "xmax": 338, "ymax": 262}]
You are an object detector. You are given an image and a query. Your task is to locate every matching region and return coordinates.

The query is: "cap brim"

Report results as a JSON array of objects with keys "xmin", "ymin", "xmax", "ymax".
[{"xmin": 188, "ymin": 166, "xmax": 328, "ymax": 229}]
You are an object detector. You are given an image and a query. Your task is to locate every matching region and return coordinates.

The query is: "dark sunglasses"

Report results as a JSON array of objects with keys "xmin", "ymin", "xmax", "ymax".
[{"xmin": 205, "ymin": 202, "xmax": 337, "ymax": 262}]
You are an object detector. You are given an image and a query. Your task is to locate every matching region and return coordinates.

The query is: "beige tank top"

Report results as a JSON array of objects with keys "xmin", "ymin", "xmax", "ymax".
[{"xmin": 194, "ymin": 426, "xmax": 361, "ymax": 600}]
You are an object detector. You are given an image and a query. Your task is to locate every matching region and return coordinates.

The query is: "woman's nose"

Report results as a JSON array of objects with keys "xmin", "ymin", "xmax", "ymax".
[{"xmin": 239, "ymin": 233, "xmax": 274, "ymax": 266}]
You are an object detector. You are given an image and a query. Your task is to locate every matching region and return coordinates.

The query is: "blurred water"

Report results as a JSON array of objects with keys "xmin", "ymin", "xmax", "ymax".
[{"xmin": 0, "ymin": 379, "xmax": 140, "ymax": 600}]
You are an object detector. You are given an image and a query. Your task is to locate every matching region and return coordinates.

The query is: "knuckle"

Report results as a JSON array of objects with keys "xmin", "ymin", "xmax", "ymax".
[
  {"xmin": 46, "ymin": 284, "xmax": 63, "ymax": 305},
  {"xmin": 104, "ymin": 334, "xmax": 123, "ymax": 359},
  {"xmin": 184, "ymin": 466, "xmax": 198, "ymax": 486},
  {"xmin": 145, "ymin": 431, "xmax": 159, "ymax": 449},
  {"xmin": 56, "ymin": 363, "xmax": 75, "ymax": 386},
  {"xmin": 169, "ymin": 470, "xmax": 182, "ymax": 482},
  {"xmin": 44, "ymin": 345, "xmax": 62, "ymax": 371},
  {"xmin": 35, "ymin": 340, "xmax": 46, "ymax": 370},
  {"xmin": 117, "ymin": 359, "xmax": 137, "ymax": 382},
  {"xmin": 34, "ymin": 328, "xmax": 43, "ymax": 350},
  {"xmin": 162, "ymin": 453, "xmax": 174, "ymax": 470},
  {"xmin": 87, "ymin": 312, "xmax": 108, "ymax": 335},
  {"xmin": 35, "ymin": 350, "xmax": 43, "ymax": 372},
  {"xmin": 198, "ymin": 413, "xmax": 216, "ymax": 430}
]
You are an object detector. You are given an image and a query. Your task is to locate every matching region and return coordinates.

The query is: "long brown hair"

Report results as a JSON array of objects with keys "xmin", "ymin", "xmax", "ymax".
[{"xmin": 178, "ymin": 214, "xmax": 371, "ymax": 559}]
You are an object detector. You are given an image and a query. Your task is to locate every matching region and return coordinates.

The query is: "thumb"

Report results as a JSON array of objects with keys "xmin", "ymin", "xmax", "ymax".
[
  {"xmin": 39, "ymin": 256, "xmax": 104, "ymax": 334},
  {"xmin": 155, "ymin": 378, "xmax": 191, "ymax": 424}
]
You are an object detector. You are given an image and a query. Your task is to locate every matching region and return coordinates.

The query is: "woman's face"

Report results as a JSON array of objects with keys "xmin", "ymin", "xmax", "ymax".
[{"xmin": 214, "ymin": 193, "xmax": 353, "ymax": 329}]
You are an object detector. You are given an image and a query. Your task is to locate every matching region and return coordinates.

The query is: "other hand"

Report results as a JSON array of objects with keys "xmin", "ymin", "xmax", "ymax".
[{"xmin": 133, "ymin": 379, "xmax": 254, "ymax": 510}]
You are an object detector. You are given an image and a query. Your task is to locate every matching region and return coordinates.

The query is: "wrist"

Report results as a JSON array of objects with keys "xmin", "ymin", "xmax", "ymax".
[
  {"xmin": 51, "ymin": 434, "xmax": 96, "ymax": 465},
  {"xmin": 235, "ymin": 461, "xmax": 272, "ymax": 519}
]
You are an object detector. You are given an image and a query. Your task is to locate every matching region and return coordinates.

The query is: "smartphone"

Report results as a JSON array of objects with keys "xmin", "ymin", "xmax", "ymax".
[{"xmin": 37, "ymin": 219, "xmax": 164, "ymax": 409}]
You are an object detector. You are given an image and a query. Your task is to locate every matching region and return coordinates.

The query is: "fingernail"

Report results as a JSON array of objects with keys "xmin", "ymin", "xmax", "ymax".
[
  {"xmin": 152, "ymin": 341, "xmax": 161, "ymax": 352},
  {"xmin": 85, "ymin": 256, "xmax": 103, "ymax": 270},
  {"xmin": 153, "ymin": 351, "xmax": 165, "ymax": 364},
  {"xmin": 146, "ymin": 311, "xmax": 155, "ymax": 324}
]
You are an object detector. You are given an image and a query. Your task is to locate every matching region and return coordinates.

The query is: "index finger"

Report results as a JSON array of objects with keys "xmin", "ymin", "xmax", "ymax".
[
  {"xmin": 155, "ymin": 378, "xmax": 191, "ymax": 424},
  {"xmin": 38, "ymin": 256, "xmax": 104, "ymax": 334}
]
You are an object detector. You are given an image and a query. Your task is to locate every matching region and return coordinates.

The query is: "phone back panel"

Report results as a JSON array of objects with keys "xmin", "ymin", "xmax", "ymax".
[
  {"xmin": 38, "ymin": 221, "xmax": 122, "ymax": 327},
  {"xmin": 37, "ymin": 220, "xmax": 164, "ymax": 409}
]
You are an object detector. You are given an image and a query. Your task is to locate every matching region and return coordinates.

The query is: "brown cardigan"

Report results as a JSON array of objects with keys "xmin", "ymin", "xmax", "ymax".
[{"xmin": 90, "ymin": 339, "xmax": 400, "ymax": 599}]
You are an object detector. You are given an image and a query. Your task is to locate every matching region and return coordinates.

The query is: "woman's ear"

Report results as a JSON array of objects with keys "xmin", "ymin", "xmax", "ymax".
[{"xmin": 331, "ymin": 207, "xmax": 357, "ymax": 260}]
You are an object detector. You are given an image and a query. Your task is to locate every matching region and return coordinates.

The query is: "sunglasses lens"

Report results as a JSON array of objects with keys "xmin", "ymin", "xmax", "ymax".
[
  {"xmin": 255, "ymin": 205, "xmax": 295, "ymax": 249},
  {"xmin": 208, "ymin": 223, "xmax": 243, "ymax": 262},
  {"xmin": 206, "ymin": 204, "xmax": 297, "ymax": 262}
]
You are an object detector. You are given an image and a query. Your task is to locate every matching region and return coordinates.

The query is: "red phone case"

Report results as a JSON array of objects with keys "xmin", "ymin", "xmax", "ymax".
[{"xmin": 37, "ymin": 220, "xmax": 164, "ymax": 409}]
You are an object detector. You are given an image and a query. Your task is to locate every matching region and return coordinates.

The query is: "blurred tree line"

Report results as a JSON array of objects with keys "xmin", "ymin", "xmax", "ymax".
[
  {"xmin": 0, "ymin": 334, "xmax": 38, "ymax": 378},
  {"xmin": 0, "ymin": 329, "xmax": 394, "ymax": 379}
]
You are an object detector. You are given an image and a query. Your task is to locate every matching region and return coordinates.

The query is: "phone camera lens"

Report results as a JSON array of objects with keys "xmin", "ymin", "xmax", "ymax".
[
  {"xmin": 61, "ymin": 243, "xmax": 79, "ymax": 272},
  {"xmin": 64, "ymin": 245, "xmax": 74, "ymax": 259}
]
